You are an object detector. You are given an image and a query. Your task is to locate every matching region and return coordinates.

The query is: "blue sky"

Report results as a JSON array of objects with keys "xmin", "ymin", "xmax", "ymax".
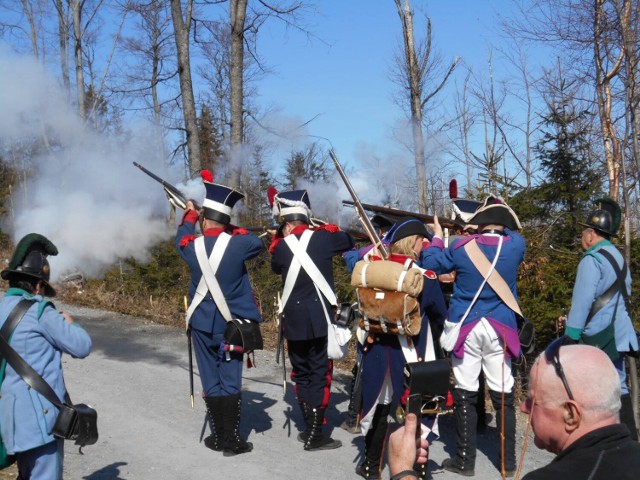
[{"xmin": 253, "ymin": 0, "xmax": 516, "ymax": 170}]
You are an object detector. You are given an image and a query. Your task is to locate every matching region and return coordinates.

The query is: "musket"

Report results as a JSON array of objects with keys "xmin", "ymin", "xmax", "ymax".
[
  {"xmin": 133, "ymin": 161, "xmax": 188, "ymax": 210},
  {"xmin": 275, "ymin": 293, "xmax": 287, "ymax": 396},
  {"xmin": 184, "ymin": 296, "xmax": 194, "ymax": 409},
  {"xmin": 351, "ymin": 350, "xmax": 365, "ymax": 428},
  {"xmin": 329, "ymin": 150, "xmax": 390, "ymax": 259},
  {"xmin": 343, "ymin": 228, "xmax": 370, "ymax": 242},
  {"xmin": 341, "ymin": 200, "xmax": 464, "ymax": 230}
]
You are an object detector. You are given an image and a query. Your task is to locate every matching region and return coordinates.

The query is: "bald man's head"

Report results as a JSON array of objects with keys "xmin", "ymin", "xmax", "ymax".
[
  {"xmin": 523, "ymin": 344, "xmax": 621, "ymax": 454},
  {"xmin": 536, "ymin": 344, "xmax": 620, "ymax": 416}
]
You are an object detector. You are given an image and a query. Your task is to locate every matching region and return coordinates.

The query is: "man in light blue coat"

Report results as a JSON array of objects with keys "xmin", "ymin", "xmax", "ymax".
[
  {"xmin": 563, "ymin": 199, "xmax": 638, "ymax": 440},
  {"xmin": 0, "ymin": 233, "xmax": 92, "ymax": 479}
]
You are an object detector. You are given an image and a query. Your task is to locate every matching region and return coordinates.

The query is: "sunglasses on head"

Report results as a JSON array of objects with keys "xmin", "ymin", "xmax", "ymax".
[{"xmin": 544, "ymin": 336, "xmax": 575, "ymax": 401}]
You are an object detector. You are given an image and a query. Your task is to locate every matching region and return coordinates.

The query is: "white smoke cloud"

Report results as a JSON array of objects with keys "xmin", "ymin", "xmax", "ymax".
[{"xmin": 0, "ymin": 46, "xmax": 179, "ymax": 280}]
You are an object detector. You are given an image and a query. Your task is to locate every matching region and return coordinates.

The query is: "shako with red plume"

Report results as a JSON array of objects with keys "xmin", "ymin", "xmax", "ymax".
[
  {"xmin": 269, "ymin": 188, "xmax": 312, "ymax": 224},
  {"xmin": 201, "ymin": 170, "xmax": 245, "ymax": 225}
]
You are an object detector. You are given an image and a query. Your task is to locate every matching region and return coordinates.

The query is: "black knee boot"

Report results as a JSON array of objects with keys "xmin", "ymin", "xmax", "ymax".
[
  {"xmin": 297, "ymin": 401, "xmax": 311, "ymax": 443},
  {"xmin": 442, "ymin": 388, "xmax": 477, "ymax": 477},
  {"xmin": 620, "ymin": 393, "xmax": 638, "ymax": 441},
  {"xmin": 476, "ymin": 372, "xmax": 487, "ymax": 433},
  {"xmin": 341, "ymin": 361, "xmax": 361, "ymax": 434},
  {"xmin": 355, "ymin": 404, "xmax": 390, "ymax": 480},
  {"xmin": 221, "ymin": 393, "xmax": 253, "ymax": 456},
  {"xmin": 303, "ymin": 404, "xmax": 342, "ymax": 451},
  {"xmin": 203, "ymin": 396, "xmax": 223, "ymax": 451},
  {"xmin": 490, "ymin": 390, "xmax": 516, "ymax": 476}
]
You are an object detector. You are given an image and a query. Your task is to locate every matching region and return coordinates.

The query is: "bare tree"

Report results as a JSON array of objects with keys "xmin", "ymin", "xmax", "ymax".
[
  {"xmin": 448, "ymin": 71, "xmax": 477, "ymax": 192},
  {"xmin": 115, "ymin": 0, "xmax": 177, "ymax": 122},
  {"xmin": 226, "ymin": 0, "xmax": 304, "ymax": 188},
  {"xmin": 392, "ymin": 0, "xmax": 459, "ymax": 214},
  {"xmin": 53, "ymin": 0, "xmax": 71, "ymax": 96},
  {"xmin": 170, "ymin": 0, "xmax": 202, "ymax": 175}
]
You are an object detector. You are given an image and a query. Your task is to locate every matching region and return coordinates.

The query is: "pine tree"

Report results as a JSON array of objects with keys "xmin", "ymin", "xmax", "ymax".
[
  {"xmin": 532, "ymin": 98, "xmax": 602, "ymax": 247},
  {"xmin": 197, "ymin": 103, "xmax": 223, "ymax": 174}
]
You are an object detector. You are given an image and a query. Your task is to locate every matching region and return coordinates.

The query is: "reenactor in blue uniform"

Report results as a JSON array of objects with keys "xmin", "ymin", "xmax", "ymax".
[
  {"xmin": 424, "ymin": 197, "xmax": 526, "ymax": 477},
  {"xmin": 176, "ymin": 171, "xmax": 264, "ymax": 456},
  {"xmin": 268, "ymin": 188, "xmax": 354, "ymax": 451},
  {"xmin": 562, "ymin": 198, "xmax": 638, "ymax": 440},
  {"xmin": 353, "ymin": 218, "xmax": 447, "ymax": 480},
  {"xmin": 0, "ymin": 234, "xmax": 92, "ymax": 479}
]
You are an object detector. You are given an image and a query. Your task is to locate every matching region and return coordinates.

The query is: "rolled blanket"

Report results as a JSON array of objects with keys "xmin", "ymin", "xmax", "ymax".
[{"xmin": 351, "ymin": 259, "xmax": 424, "ymax": 296}]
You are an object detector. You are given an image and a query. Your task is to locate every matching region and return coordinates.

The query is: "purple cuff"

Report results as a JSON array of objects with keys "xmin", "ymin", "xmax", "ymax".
[{"xmin": 430, "ymin": 236, "xmax": 445, "ymax": 249}]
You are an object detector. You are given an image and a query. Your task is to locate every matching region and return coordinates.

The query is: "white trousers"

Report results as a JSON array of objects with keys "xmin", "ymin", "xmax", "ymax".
[{"xmin": 452, "ymin": 318, "xmax": 514, "ymax": 393}]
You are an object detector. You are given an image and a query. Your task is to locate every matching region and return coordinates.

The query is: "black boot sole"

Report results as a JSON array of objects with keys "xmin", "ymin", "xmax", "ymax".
[
  {"xmin": 441, "ymin": 458, "xmax": 475, "ymax": 477},
  {"xmin": 222, "ymin": 442, "xmax": 253, "ymax": 457}
]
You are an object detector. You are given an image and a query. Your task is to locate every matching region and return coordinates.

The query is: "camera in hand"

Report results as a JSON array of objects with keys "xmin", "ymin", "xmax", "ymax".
[{"xmin": 396, "ymin": 359, "xmax": 453, "ymax": 425}]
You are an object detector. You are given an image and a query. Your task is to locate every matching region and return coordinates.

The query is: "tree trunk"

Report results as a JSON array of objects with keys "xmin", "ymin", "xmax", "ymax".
[
  {"xmin": 396, "ymin": 0, "xmax": 428, "ymax": 213},
  {"xmin": 54, "ymin": 0, "xmax": 71, "ymax": 97},
  {"xmin": 170, "ymin": 0, "xmax": 202, "ymax": 175},
  {"xmin": 594, "ymin": 0, "xmax": 624, "ymax": 201},
  {"xmin": 21, "ymin": 0, "xmax": 39, "ymax": 59},
  {"xmin": 71, "ymin": 0, "xmax": 86, "ymax": 119},
  {"xmin": 228, "ymin": 0, "xmax": 248, "ymax": 188}
]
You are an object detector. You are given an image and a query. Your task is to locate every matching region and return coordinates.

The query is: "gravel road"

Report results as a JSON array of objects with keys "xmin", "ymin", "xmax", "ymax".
[{"xmin": 3, "ymin": 304, "xmax": 555, "ymax": 479}]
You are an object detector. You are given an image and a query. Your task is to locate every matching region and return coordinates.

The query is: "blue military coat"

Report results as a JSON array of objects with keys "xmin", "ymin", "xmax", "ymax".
[
  {"xmin": 422, "ymin": 230, "xmax": 525, "ymax": 357},
  {"xmin": 0, "ymin": 289, "xmax": 92, "ymax": 454},
  {"xmin": 176, "ymin": 211, "xmax": 264, "ymax": 334},
  {"xmin": 271, "ymin": 225, "xmax": 354, "ymax": 341},
  {"xmin": 566, "ymin": 241, "xmax": 638, "ymax": 353}
]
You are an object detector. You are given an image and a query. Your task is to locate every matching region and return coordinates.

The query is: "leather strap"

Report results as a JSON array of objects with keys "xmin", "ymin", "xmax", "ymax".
[
  {"xmin": 0, "ymin": 298, "xmax": 34, "ymax": 341},
  {"xmin": 184, "ymin": 234, "xmax": 232, "ymax": 328},
  {"xmin": 0, "ymin": 299, "xmax": 67, "ymax": 409},
  {"xmin": 464, "ymin": 238, "xmax": 522, "ymax": 317},
  {"xmin": 586, "ymin": 249, "xmax": 630, "ymax": 327},
  {"xmin": 282, "ymin": 230, "xmax": 338, "ymax": 309},
  {"xmin": 194, "ymin": 234, "xmax": 233, "ymax": 322}
]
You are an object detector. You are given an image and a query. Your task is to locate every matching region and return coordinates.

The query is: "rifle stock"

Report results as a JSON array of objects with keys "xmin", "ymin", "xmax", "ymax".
[
  {"xmin": 341, "ymin": 200, "xmax": 464, "ymax": 230},
  {"xmin": 133, "ymin": 161, "xmax": 188, "ymax": 210},
  {"xmin": 329, "ymin": 150, "xmax": 390, "ymax": 258}
]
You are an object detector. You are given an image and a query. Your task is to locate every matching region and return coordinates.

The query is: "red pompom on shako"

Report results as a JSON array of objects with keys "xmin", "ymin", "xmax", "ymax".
[{"xmin": 201, "ymin": 170, "xmax": 214, "ymax": 183}]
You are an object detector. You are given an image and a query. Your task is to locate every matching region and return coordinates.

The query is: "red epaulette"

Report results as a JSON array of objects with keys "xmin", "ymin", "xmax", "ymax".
[
  {"xmin": 231, "ymin": 227, "xmax": 248, "ymax": 236},
  {"xmin": 424, "ymin": 270, "xmax": 437, "ymax": 280},
  {"xmin": 314, "ymin": 223, "xmax": 340, "ymax": 233},
  {"xmin": 269, "ymin": 237, "xmax": 283, "ymax": 254},
  {"xmin": 179, "ymin": 234, "xmax": 196, "ymax": 247}
]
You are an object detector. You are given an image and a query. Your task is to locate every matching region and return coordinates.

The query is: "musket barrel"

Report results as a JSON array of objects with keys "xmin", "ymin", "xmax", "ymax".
[
  {"xmin": 342, "ymin": 200, "xmax": 464, "ymax": 230},
  {"xmin": 329, "ymin": 150, "xmax": 390, "ymax": 258},
  {"xmin": 133, "ymin": 161, "xmax": 188, "ymax": 208}
]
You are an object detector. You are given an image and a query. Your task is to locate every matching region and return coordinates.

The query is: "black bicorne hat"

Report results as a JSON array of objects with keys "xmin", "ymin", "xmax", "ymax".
[
  {"xmin": 370, "ymin": 213, "xmax": 396, "ymax": 232},
  {"xmin": 468, "ymin": 195, "xmax": 522, "ymax": 231},
  {"xmin": 1, "ymin": 233, "xmax": 58, "ymax": 296},
  {"xmin": 385, "ymin": 217, "xmax": 429, "ymax": 244}
]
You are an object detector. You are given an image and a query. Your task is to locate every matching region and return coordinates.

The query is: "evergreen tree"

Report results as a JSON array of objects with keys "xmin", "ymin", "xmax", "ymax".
[
  {"xmin": 532, "ymin": 98, "xmax": 602, "ymax": 247},
  {"xmin": 283, "ymin": 143, "xmax": 330, "ymax": 189},
  {"xmin": 197, "ymin": 103, "xmax": 224, "ymax": 174}
]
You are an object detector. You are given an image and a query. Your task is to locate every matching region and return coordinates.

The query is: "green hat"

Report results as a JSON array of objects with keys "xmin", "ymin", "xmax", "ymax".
[{"xmin": 1, "ymin": 233, "xmax": 58, "ymax": 296}]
